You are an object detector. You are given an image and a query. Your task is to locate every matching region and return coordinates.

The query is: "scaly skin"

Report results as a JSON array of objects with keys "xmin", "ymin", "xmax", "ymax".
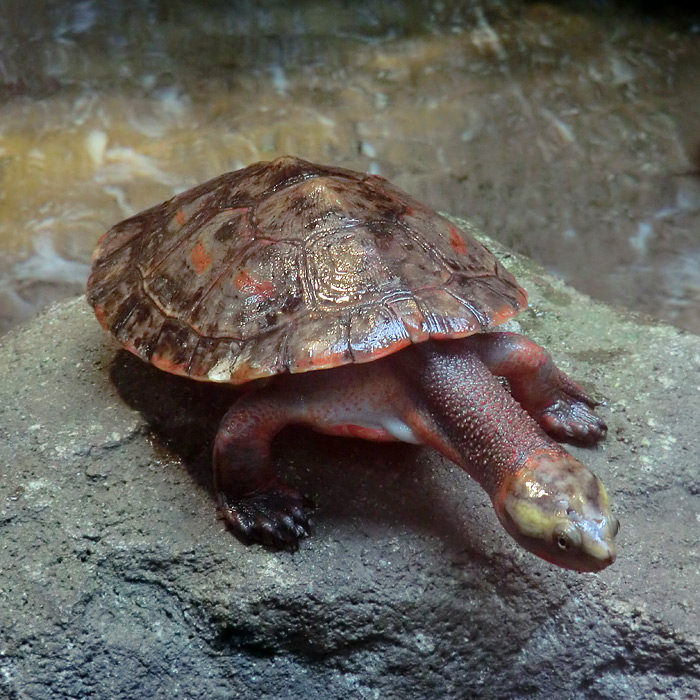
[{"xmin": 214, "ymin": 332, "xmax": 619, "ymax": 571}]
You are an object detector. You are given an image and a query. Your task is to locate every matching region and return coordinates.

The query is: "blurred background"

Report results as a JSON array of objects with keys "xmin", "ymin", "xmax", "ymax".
[{"xmin": 1, "ymin": 0, "xmax": 699, "ymax": 335}]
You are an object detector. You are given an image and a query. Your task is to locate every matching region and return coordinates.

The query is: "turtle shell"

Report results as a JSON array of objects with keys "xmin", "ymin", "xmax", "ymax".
[{"xmin": 87, "ymin": 155, "xmax": 527, "ymax": 384}]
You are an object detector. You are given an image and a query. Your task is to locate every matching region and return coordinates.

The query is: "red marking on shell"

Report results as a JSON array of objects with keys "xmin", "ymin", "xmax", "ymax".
[
  {"xmin": 492, "ymin": 298, "xmax": 528, "ymax": 326},
  {"xmin": 175, "ymin": 209, "xmax": 187, "ymax": 226},
  {"xmin": 150, "ymin": 352, "xmax": 190, "ymax": 377},
  {"xmin": 93, "ymin": 303, "xmax": 108, "ymax": 328},
  {"xmin": 352, "ymin": 336, "xmax": 412, "ymax": 363},
  {"xmin": 449, "ymin": 225, "xmax": 468, "ymax": 255},
  {"xmin": 191, "ymin": 240, "xmax": 212, "ymax": 275},
  {"xmin": 295, "ymin": 346, "xmax": 349, "ymax": 372},
  {"xmin": 233, "ymin": 270, "xmax": 276, "ymax": 298}
]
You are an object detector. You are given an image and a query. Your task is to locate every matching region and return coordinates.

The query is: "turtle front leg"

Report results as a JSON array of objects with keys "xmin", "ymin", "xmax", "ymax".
[
  {"xmin": 464, "ymin": 332, "xmax": 607, "ymax": 444},
  {"xmin": 214, "ymin": 394, "xmax": 312, "ymax": 551}
]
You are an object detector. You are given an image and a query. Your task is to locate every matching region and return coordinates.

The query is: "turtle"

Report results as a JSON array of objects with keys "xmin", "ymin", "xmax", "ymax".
[{"xmin": 86, "ymin": 155, "xmax": 619, "ymax": 572}]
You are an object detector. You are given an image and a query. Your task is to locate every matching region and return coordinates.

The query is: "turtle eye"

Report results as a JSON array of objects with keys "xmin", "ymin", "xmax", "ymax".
[
  {"xmin": 553, "ymin": 523, "xmax": 582, "ymax": 551},
  {"xmin": 557, "ymin": 533, "xmax": 572, "ymax": 551}
]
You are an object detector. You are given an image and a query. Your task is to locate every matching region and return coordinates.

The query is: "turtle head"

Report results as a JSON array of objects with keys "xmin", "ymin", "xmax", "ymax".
[{"xmin": 493, "ymin": 450, "xmax": 619, "ymax": 572}]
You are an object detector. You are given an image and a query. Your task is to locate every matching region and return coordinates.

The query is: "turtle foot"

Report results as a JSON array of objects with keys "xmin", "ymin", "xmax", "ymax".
[
  {"xmin": 537, "ymin": 380, "xmax": 607, "ymax": 445},
  {"xmin": 217, "ymin": 482, "xmax": 314, "ymax": 552}
]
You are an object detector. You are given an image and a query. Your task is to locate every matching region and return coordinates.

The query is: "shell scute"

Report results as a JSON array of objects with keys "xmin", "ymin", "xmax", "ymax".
[
  {"xmin": 413, "ymin": 288, "xmax": 483, "ymax": 338},
  {"xmin": 348, "ymin": 305, "xmax": 410, "ymax": 362},
  {"xmin": 283, "ymin": 313, "xmax": 353, "ymax": 372},
  {"xmin": 87, "ymin": 156, "xmax": 527, "ymax": 383}
]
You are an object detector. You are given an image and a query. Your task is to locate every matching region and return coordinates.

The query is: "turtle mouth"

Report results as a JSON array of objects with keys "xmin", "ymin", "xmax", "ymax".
[
  {"xmin": 500, "ymin": 522, "xmax": 617, "ymax": 572},
  {"xmin": 535, "ymin": 542, "xmax": 616, "ymax": 573},
  {"xmin": 496, "ymin": 516, "xmax": 617, "ymax": 572}
]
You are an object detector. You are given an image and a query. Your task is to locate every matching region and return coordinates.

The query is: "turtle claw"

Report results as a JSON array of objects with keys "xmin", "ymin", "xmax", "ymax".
[
  {"xmin": 217, "ymin": 482, "xmax": 314, "ymax": 552},
  {"xmin": 538, "ymin": 392, "xmax": 607, "ymax": 445}
]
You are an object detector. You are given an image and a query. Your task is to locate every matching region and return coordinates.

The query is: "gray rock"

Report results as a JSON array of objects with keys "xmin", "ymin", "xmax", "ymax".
[{"xmin": 1, "ymin": 226, "xmax": 699, "ymax": 700}]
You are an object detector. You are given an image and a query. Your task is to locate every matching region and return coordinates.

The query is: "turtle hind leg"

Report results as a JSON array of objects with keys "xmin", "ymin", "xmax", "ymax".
[
  {"xmin": 463, "ymin": 332, "xmax": 607, "ymax": 445},
  {"xmin": 214, "ymin": 395, "xmax": 313, "ymax": 551}
]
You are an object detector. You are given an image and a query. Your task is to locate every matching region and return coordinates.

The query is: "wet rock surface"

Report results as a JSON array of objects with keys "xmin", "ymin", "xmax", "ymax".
[
  {"xmin": 1, "ymin": 1, "xmax": 700, "ymax": 335},
  {"xmin": 1, "ymin": 227, "xmax": 700, "ymax": 699}
]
